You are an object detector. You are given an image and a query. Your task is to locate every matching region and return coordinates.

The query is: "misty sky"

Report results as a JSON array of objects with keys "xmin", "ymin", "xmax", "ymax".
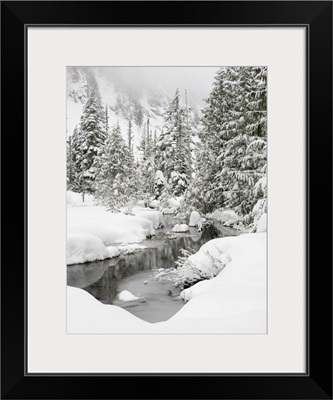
[{"xmin": 95, "ymin": 66, "xmax": 221, "ymax": 105}]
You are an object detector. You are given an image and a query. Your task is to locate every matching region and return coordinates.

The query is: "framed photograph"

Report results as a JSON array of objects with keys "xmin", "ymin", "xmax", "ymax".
[{"xmin": 1, "ymin": 1, "xmax": 332, "ymax": 399}]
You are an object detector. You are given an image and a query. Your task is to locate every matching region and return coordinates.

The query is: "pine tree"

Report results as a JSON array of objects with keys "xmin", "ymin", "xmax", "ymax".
[
  {"xmin": 69, "ymin": 125, "xmax": 85, "ymax": 193},
  {"xmin": 156, "ymin": 89, "xmax": 192, "ymax": 196},
  {"xmin": 105, "ymin": 105, "xmax": 109, "ymax": 136},
  {"xmin": 76, "ymin": 90, "xmax": 107, "ymax": 197},
  {"xmin": 127, "ymin": 119, "xmax": 134, "ymax": 157},
  {"xmin": 94, "ymin": 124, "xmax": 133, "ymax": 211},
  {"xmin": 196, "ymin": 66, "xmax": 267, "ymax": 219},
  {"xmin": 138, "ymin": 118, "xmax": 156, "ymax": 197},
  {"xmin": 66, "ymin": 135, "xmax": 73, "ymax": 188}
]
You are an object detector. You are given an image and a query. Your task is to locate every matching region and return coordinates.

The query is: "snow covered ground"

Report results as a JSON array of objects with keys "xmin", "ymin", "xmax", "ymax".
[
  {"xmin": 67, "ymin": 191, "xmax": 163, "ymax": 264},
  {"xmin": 68, "ymin": 204, "xmax": 155, "ymax": 245},
  {"xmin": 67, "ymin": 192, "xmax": 164, "ymax": 242},
  {"xmin": 67, "ymin": 231, "xmax": 267, "ymax": 334}
]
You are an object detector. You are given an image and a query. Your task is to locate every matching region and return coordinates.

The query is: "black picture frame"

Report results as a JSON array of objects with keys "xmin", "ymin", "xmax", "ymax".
[{"xmin": 1, "ymin": 1, "xmax": 332, "ymax": 399}]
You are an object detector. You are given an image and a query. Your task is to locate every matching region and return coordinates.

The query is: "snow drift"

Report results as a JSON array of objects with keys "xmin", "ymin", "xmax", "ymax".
[
  {"xmin": 67, "ymin": 205, "xmax": 155, "ymax": 244},
  {"xmin": 67, "ymin": 233, "xmax": 112, "ymax": 265}
]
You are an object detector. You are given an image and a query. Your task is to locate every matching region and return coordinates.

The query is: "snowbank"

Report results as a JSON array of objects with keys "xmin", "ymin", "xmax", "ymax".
[
  {"xmin": 132, "ymin": 207, "xmax": 164, "ymax": 229},
  {"xmin": 117, "ymin": 243, "xmax": 147, "ymax": 255},
  {"xmin": 175, "ymin": 233, "xmax": 266, "ymax": 327},
  {"xmin": 107, "ymin": 246, "xmax": 121, "ymax": 258},
  {"xmin": 67, "ymin": 233, "xmax": 111, "ymax": 265},
  {"xmin": 67, "ymin": 191, "xmax": 96, "ymax": 207},
  {"xmin": 161, "ymin": 197, "xmax": 181, "ymax": 214},
  {"xmin": 206, "ymin": 209, "xmax": 240, "ymax": 225},
  {"xmin": 67, "ymin": 205, "xmax": 155, "ymax": 244},
  {"xmin": 172, "ymin": 224, "xmax": 189, "ymax": 233},
  {"xmin": 67, "ymin": 232, "xmax": 266, "ymax": 334}
]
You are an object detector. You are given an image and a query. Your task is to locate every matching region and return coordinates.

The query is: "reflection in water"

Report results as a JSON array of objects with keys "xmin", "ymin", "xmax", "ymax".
[{"xmin": 67, "ymin": 216, "xmax": 238, "ymax": 323}]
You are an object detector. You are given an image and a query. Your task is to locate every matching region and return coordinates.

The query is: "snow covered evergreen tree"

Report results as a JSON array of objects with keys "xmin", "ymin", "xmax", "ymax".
[
  {"xmin": 156, "ymin": 89, "xmax": 192, "ymax": 196},
  {"xmin": 66, "ymin": 135, "xmax": 74, "ymax": 189},
  {"xmin": 70, "ymin": 90, "xmax": 107, "ymax": 198},
  {"xmin": 68, "ymin": 125, "xmax": 85, "ymax": 194},
  {"xmin": 104, "ymin": 105, "xmax": 109, "ymax": 136},
  {"xmin": 195, "ymin": 67, "xmax": 267, "ymax": 219},
  {"xmin": 138, "ymin": 119, "xmax": 156, "ymax": 197},
  {"xmin": 127, "ymin": 119, "xmax": 134, "ymax": 156},
  {"xmin": 94, "ymin": 123, "xmax": 134, "ymax": 211},
  {"xmin": 153, "ymin": 170, "xmax": 166, "ymax": 200}
]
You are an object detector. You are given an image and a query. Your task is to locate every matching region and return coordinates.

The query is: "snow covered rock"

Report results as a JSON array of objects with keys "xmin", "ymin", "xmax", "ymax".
[
  {"xmin": 172, "ymin": 224, "xmax": 189, "ymax": 233},
  {"xmin": 256, "ymin": 213, "xmax": 267, "ymax": 233},
  {"xmin": 118, "ymin": 290, "xmax": 141, "ymax": 302},
  {"xmin": 189, "ymin": 211, "xmax": 202, "ymax": 227},
  {"xmin": 175, "ymin": 212, "xmax": 187, "ymax": 220},
  {"xmin": 67, "ymin": 233, "xmax": 110, "ymax": 265}
]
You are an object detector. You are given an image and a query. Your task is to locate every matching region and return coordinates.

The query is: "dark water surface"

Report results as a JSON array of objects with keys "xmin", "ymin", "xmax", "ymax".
[{"xmin": 67, "ymin": 216, "xmax": 238, "ymax": 323}]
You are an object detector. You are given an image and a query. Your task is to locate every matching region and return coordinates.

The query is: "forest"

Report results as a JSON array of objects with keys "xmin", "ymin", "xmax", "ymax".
[{"xmin": 67, "ymin": 66, "xmax": 267, "ymax": 229}]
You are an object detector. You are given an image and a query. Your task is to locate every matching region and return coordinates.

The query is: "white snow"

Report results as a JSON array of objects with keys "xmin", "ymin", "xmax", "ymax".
[
  {"xmin": 162, "ymin": 207, "xmax": 178, "ymax": 215},
  {"xmin": 256, "ymin": 213, "xmax": 267, "ymax": 233},
  {"xmin": 148, "ymin": 199, "xmax": 160, "ymax": 209},
  {"xmin": 167, "ymin": 197, "xmax": 181, "ymax": 209},
  {"xmin": 107, "ymin": 246, "xmax": 121, "ymax": 258},
  {"xmin": 253, "ymin": 198, "xmax": 267, "ymax": 226},
  {"xmin": 189, "ymin": 210, "xmax": 202, "ymax": 227},
  {"xmin": 67, "ymin": 233, "xmax": 111, "ymax": 265},
  {"xmin": 172, "ymin": 224, "xmax": 190, "ymax": 233},
  {"xmin": 132, "ymin": 207, "xmax": 164, "ymax": 229},
  {"xmin": 67, "ymin": 191, "xmax": 96, "ymax": 207},
  {"xmin": 180, "ymin": 279, "xmax": 211, "ymax": 302},
  {"xmin": 67, "ymin": 205, "xmax": 155, "ymax": 244},
  {"xmin": 67, "ymin": 232, "xmax": 266, "ymax": 334},
  {"xmin": 206, "ymin": 209, "xmax": 240, "ymax": 224},
  {"xmin": 155, "ymin": 170, "xmax": 165, "ymax": 184},
  {"xmin": 253, "ymin": 176, "xmax": 267, "ymax": 197},
  {"xmin": 117, "ymin": 243, "xmax": 147, "ymax": 255},
  {"xmin": 118, "ymin": 290, "xmax": 141, "ymax": 302},
  {"xmin": 176, "ymin": 233, "xmax": 266, "ymax": 325}
]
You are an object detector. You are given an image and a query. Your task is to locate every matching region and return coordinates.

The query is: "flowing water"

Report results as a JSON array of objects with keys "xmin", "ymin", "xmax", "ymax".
[{"xmin": 67, "ymin": 215, "xmax": 238, "ymax": 323}]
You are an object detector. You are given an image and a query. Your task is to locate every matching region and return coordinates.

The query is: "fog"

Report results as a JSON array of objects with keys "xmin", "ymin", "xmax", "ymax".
[{"xmin": 95, "ymin": 66, "xmax": 220, "ymax": 105}]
